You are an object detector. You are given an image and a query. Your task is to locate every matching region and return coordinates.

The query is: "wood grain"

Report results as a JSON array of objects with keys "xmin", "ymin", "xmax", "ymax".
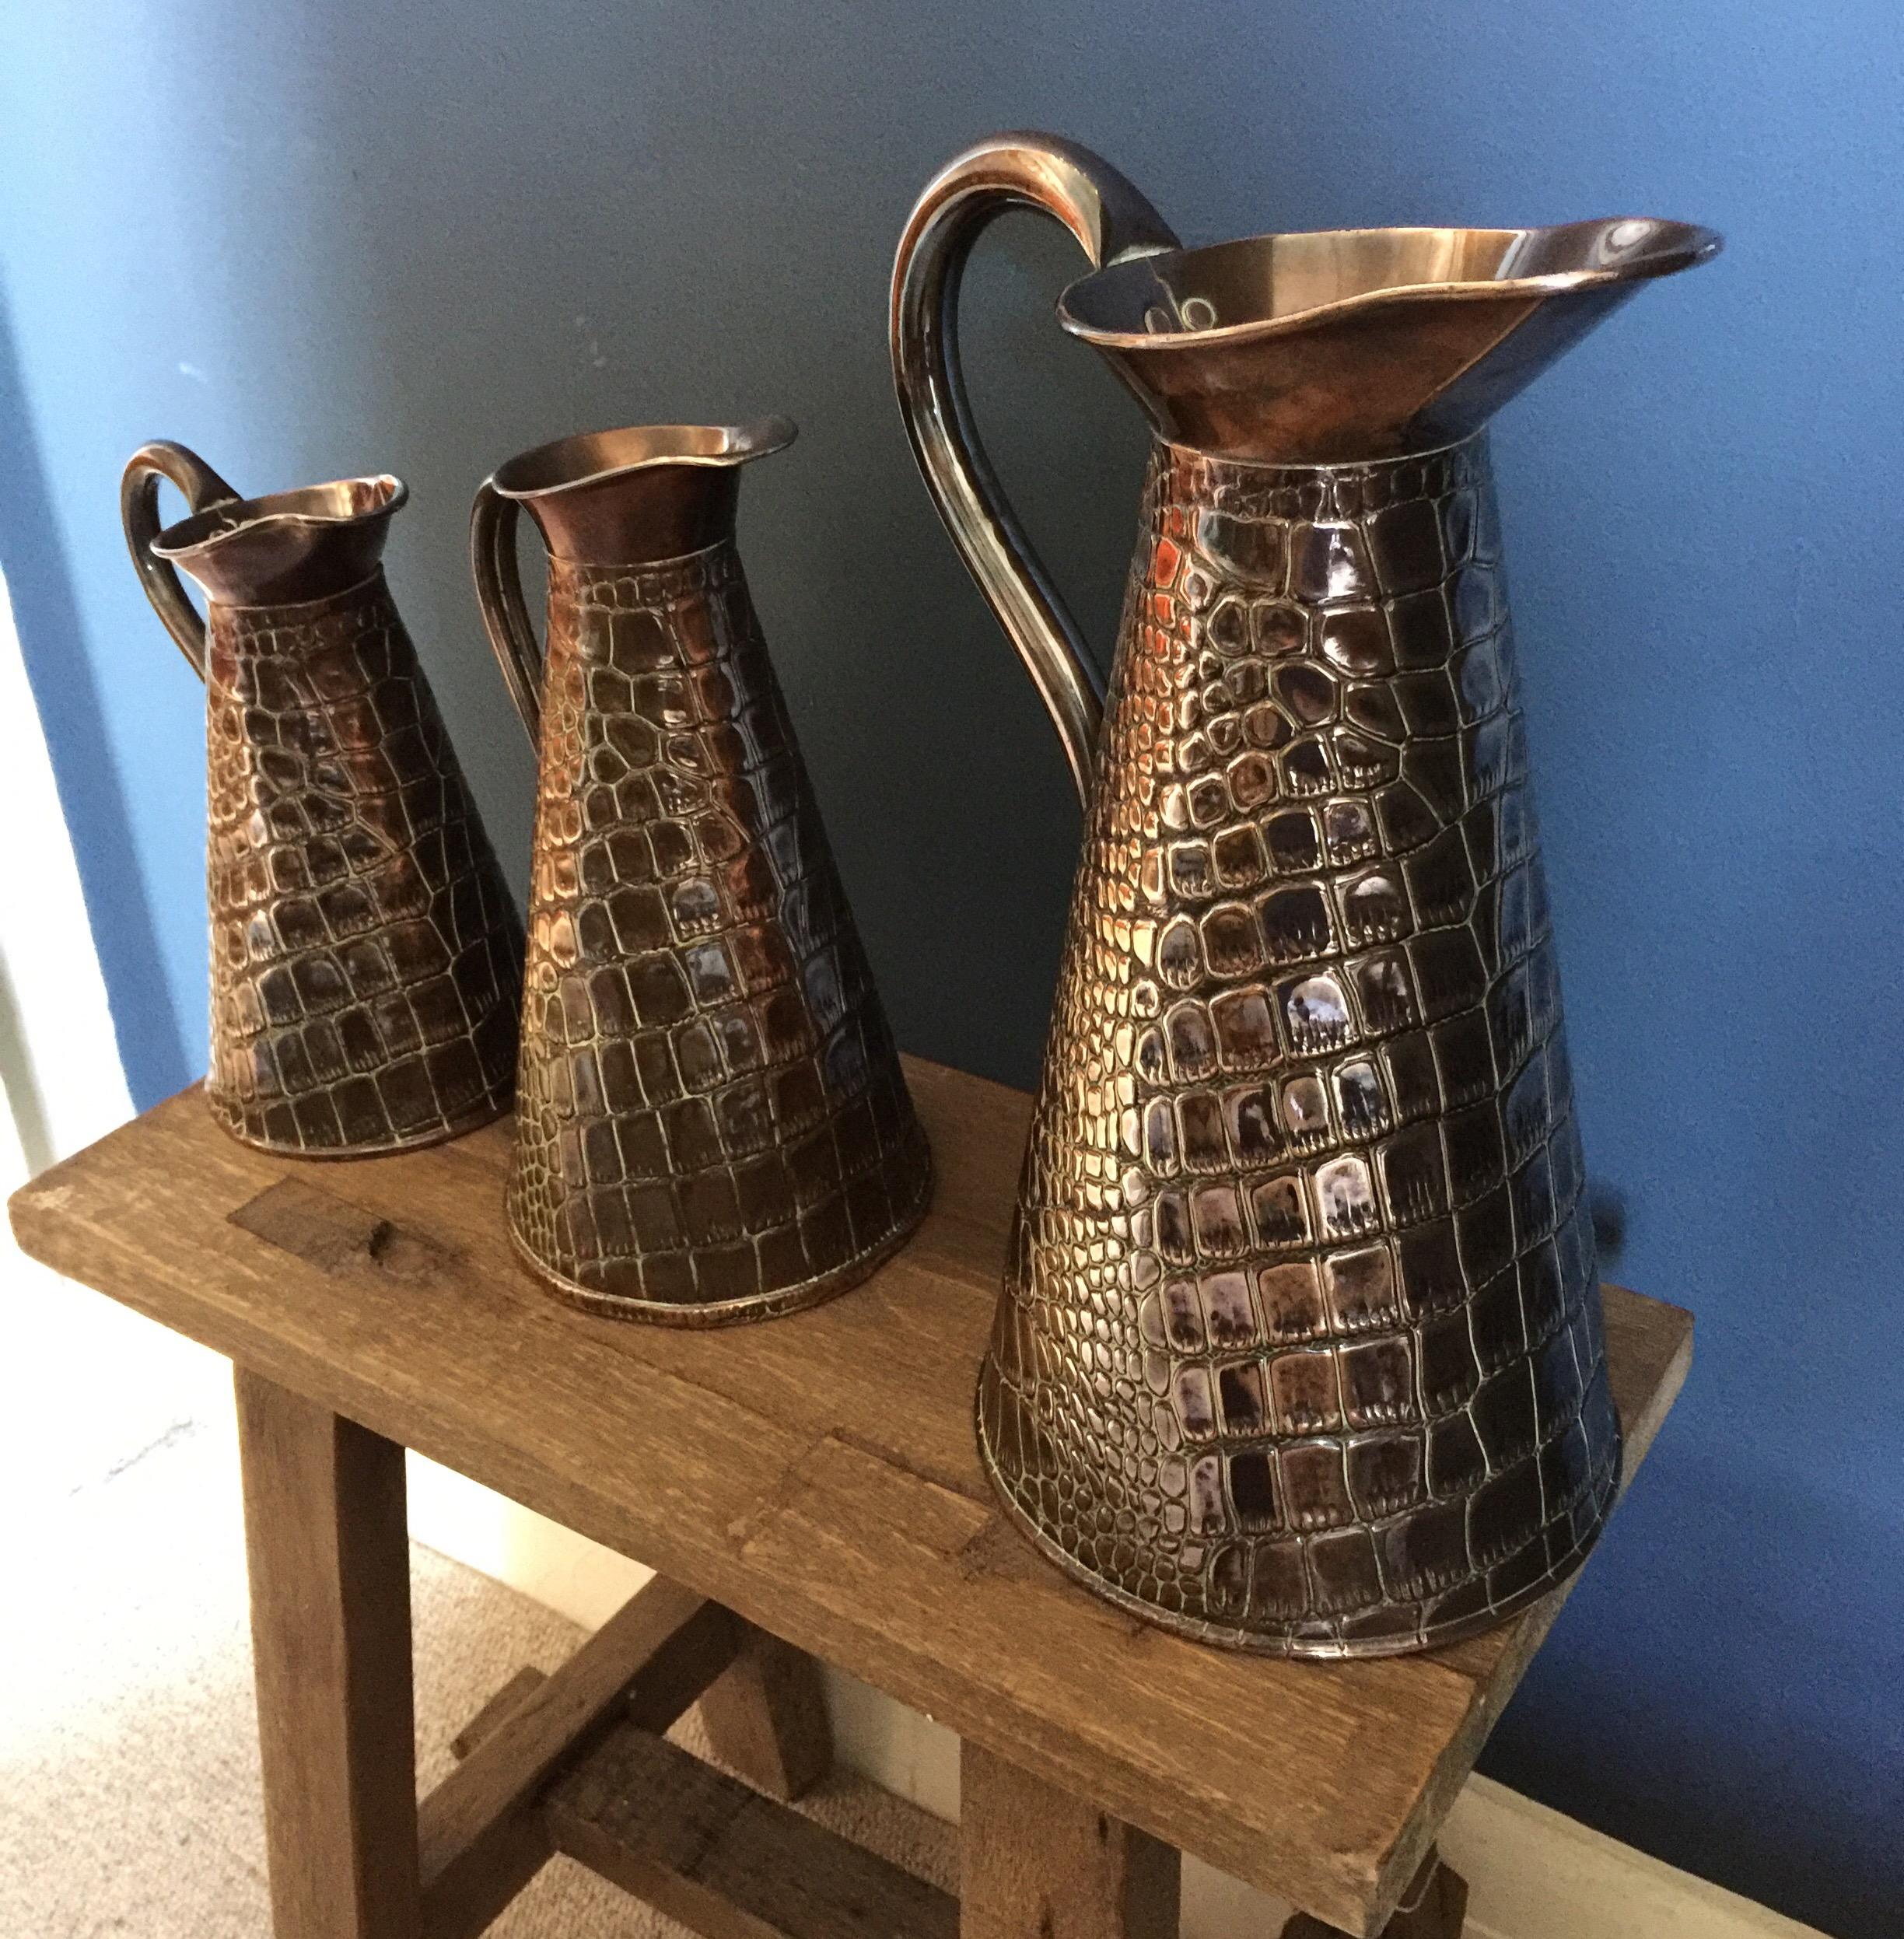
[
  {"xmin": 450, "ymin": 1664, "xmax": 943, "ymax": 1937},
  {"xmin": 234, "ymin": 1371, "xmax": 420, "ymax": 1939},
  {"xmin": 418, "ymin": 1577, "xmax": 738, "ymax": 1939},
  {"xmin": 449, "ymin": 1665, "xmax": 551, "ymax": 1761},
  {"xmin": 12, "ymin": 1056, "xmax": 1692, "ymax": 1935},
  {"xmin": 548, "ymin": 1722, "xmax": 958, "ymax": 1939},
  {"xmin": 1283, "ymin": 1849, "xmax": 1468, "ymax": 1937},
  {"xmin": 960, "ymin": 1741, "xmax": 1179, "ymax": 1939},
  {"xmin": 697, "ymin": 1623, "xmax": 835, "ymax": 1801}
]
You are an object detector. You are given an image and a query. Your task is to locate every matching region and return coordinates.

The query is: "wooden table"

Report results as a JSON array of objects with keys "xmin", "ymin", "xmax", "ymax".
[{"xmin": 9, "ymin": 1056, "xmax": 1691, "ymax": 1939}]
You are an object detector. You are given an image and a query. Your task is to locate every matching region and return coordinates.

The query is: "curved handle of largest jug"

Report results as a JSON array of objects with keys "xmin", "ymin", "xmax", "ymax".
[
  {"xmin": 469, "ymin": 481, "xmax": 544, "ymax": 745},
  {"xmin": 120, "ymin": 441, "xmax": 240, "ymax": 681},
  {"xmin": 890, "ymin": 132, "xmax": 1181, "ymax": 809}
]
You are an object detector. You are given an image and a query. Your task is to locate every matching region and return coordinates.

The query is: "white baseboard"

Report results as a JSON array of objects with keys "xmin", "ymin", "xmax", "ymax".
[{"xmin": 407, "ymin": 1462, "xmax": 1825, "ymax": 1939}]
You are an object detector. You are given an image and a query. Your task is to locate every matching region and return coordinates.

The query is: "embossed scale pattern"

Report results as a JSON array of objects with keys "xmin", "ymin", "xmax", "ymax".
[
  {"xmin": 205, "ymin": 572, "xmax": 523, "ymax": 1153},
  {"xmin": 508, "ymin": 544, "xmax": 932, "ymax": 1324},
  {"xmin": 978, "ymin": 437, "xmax": 1621, "ymax": 1656}
]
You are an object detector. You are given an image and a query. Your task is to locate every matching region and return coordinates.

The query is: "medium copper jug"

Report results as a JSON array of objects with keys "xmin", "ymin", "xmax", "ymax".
[
  {"xmin": 471, "ymin": 418, "xmax": 932, "ymax": 1325},
  {"xmin": 893, "ymin": 133, "xmax": 1718, "ymax": 1655},
  {"xmin": 122, "ymin": 441, "xmax": 523, "ymax": 1157}
]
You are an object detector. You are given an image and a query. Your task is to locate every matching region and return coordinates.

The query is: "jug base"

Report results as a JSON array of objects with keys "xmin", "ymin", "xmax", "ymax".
[
  {"xmin": 205, "ymin": 1087, "xmax": 511, "ymax": 1161},
  {"xmin": 508, "ymin": 1157, "xmax": 934, "ymax": 1329},
  {"xmin": 975, "ymin": 1391, "xmax": 1619, "ymax": 1659}
]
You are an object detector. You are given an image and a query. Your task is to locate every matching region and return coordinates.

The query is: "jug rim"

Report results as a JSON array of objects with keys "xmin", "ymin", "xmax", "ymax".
[
  {"xmin": 1057, "ymin": 216, "xmax": 1721, "ymax": 350},
  {"xmin": 150, "ymin": 474, "xmax": 408, "ymax": 562},
  {"xmin": 488, "ymin": 416, "xmax": 797, "ymax": 501}
]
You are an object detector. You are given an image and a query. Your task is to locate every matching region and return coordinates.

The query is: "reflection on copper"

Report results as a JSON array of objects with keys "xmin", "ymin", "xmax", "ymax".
[
  {"xmin": 892, "ymin": 131, "xmax": 1717, "ymax": 1655},
  {"xmin": 471, "ymin": 420, "xmax": 932, "ymax": 1325}
]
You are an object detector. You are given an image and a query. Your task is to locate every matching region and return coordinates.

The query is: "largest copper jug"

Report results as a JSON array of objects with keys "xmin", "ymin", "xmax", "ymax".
[{"xmin": 893, "ymin": 133, "xmax": 1718, "ymax": 1655}]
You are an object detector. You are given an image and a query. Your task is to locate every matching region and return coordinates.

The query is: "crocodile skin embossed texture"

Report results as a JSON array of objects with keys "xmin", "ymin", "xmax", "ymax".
[
  {"xmin": 205, "ymin": 571, "xmax": 523, "ymax": 1154},
  {"xmin": 977, "ymin": 435, "xmax": 1621, "ymax": 1656},
  {"xmin": 507, "ymin": 541, "xmax": 932, "ymax": 1325}
]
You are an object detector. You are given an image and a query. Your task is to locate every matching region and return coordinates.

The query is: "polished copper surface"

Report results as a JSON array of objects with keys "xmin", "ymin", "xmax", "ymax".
[
  {"xmin": 471, "ymin": 420, "xmax": 932, "ymax": 1326},
  {"xmin": 122, "ymin": 440, "xmax": 523, "ymax": 1157},
  {"xmin": 891, "ymin": 133, "xmax": 1718, "ymax": 1655},
  {"xmin": 1060, "ymin": 215, "xmax": 1719, "ymax": 464},
  {"xmin": 891, "ymin": 133, "xmax": 1181, "ymax": 802}
]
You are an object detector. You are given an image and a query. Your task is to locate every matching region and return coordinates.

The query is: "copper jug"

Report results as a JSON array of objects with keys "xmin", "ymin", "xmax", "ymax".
[
  {"xmin": 122, "ymin": 441, "xmax": 523, "ymax": 1157},
  {"xmin": 471, "ymin": 418, "xmax": 932, "ymax": 1325},
  {"xmin": 892, "ymin": 133, "xmax": 1719, "ymax": 1655}
]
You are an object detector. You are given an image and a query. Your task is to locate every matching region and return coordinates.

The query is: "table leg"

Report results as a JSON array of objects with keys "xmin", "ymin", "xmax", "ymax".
[
  {"xmin": 235, "ymin": 1368, "xmax": 420, "ymax": 1939},
  {"xmin": 696, "ymin": 1619, "xmax": 834, "ymax": 1801},
  {"xmin": 960, "ymin": 1741, "xmax": 1180, "ymax": 1939}
]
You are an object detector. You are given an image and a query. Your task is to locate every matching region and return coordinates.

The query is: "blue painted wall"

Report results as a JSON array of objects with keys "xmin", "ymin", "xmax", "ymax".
[{"xmin": 2, "ymin": 4, "xmax": 1897, "ymax": 1927}]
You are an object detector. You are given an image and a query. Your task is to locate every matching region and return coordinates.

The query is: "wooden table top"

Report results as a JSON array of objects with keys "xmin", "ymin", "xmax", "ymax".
[{"xmin": 10, "ymin": 1055, "xmax": 1690, "ymax": 1936}]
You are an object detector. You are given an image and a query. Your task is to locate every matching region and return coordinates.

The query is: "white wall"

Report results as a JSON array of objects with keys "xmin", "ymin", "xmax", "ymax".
[{"xmin": 0, "ymin": 569, "xmax": 134, "ymax": 1185}]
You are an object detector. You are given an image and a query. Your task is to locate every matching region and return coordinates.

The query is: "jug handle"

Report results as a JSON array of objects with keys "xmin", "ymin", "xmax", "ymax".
[
  {"xmin": 120, "ymin": 440, "xmax": 241, "ymax": 680},
  {"xmin": 891, "ymin": 131, "xmax": 1181, "ymax": 807},
  {"xmin": 470, "ymin": 481, "xmax": 543, "ymax": 744}
]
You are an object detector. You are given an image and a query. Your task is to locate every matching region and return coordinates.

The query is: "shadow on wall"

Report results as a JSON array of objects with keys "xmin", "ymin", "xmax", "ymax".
[
  {"xmin": 263, "ymin": 26, "xmax": 1151, "ymax": 1104},
  {"xmin": 1486, "ymin": 1437, "xmax": 1904, "ymax": 1929},
  {"xmin": 0, "ymin": 291, "xmax": 190, "ymax": 1104}
]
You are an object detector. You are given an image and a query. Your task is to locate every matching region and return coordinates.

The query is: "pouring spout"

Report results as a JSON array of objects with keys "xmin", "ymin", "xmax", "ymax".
[{"xmin": 1059, "ymin": 217, "xmax": 1721, "ymax": 464}]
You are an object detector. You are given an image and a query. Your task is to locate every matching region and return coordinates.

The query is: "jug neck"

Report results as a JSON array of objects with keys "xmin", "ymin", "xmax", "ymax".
[
  {"xmin": 152, "ymin": 475, "xmax": 404, "ymax": 607},
  {"xmin": 490, "ymin": 418, "xmax": 795, "ymax": 567},
  {"xmin": 522, "ymin": 466, "xmax": 740, "ymax": 565}
]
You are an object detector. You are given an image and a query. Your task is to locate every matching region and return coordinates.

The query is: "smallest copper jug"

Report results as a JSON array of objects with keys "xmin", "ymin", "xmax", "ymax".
[
  {"xmin": 123, "ymin": 441, "xmax": 523, "ymax": 1156},
  {"xmin": 471, "ymin": 418, "xmax": 932, "ymax": 1325}
]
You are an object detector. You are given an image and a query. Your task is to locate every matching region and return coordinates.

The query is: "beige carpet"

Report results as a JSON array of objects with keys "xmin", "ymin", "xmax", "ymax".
[{"xmin": 0, "ymin": 1258, "xmax": 957, "ymax": 1938}]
